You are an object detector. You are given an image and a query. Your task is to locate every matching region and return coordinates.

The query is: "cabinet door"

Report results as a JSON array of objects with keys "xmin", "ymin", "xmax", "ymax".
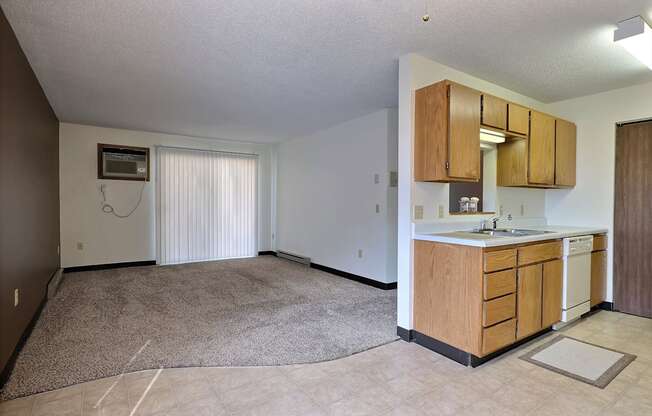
[
  {"xmin": 481, "ymin": 94, "xmax": 507, "ymax": 130},
  {"xmin": 555, "ymin": 119, "xmax": 576, "ymax": 187},
  {"xmin": 529, "ymin": 111, "xmax": 556, "ymax": 185},
  {"xmin": 448, "ymin": 83, "xmax": 481, "ymax": 180},
  {"xmin": 542, "ymin": 259, "xmax": 563, "ymax": 328},
  {"xmin": 517, "ymin": 264, "xmax": 542, "ymax": 339},
  {"xmin": 591, "ymin": 251, "xmax": 607, "ymax": 307},
  {"xmin": 507, "ymin": 103, "xmax": 529, "ymax": 135}
]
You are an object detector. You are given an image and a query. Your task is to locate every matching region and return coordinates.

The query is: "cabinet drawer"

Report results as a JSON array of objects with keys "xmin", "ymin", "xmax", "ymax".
[
  {"xmin": 482, "ymin": 318, "xmax": 516, "ymax": 355},
  {"xmin": 518, "ymin": 241, "xmax": 561, "ymax": 266},
  {"xmin": 484, "ymin": 249, "xmax": 517, "ymax": 272},
  {"xmin": 484, "ymin": 269, "xmax": 516, "ymax": 300},
  {"xmin": 593, "ymin": 234, "xmax": 607, "ymax": 251},
  {"xmin": 483, "ymin": 294, "xmax": 516, "ymax": 327}
]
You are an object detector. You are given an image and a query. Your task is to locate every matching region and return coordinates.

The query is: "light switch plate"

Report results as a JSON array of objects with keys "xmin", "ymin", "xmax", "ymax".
[
  {"xmin": 414, "ymin": 205, "xmax": 424, "ymax": 220},
  {"xmin": 374, "ymin": 173, "xmax": 380, "ymax": 184},
  {"xmin": 438, "ymin": 205, "xmax": 444, "ymax": 218},
  {"xmin": 375, "ymin": 204, "xmax": 380, "ymax": 213}
]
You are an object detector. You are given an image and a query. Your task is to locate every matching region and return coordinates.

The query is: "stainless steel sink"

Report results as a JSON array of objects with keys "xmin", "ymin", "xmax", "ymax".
[{"xmin": 469, "ymin": 228, "xmax": 555, "ymax": 237}]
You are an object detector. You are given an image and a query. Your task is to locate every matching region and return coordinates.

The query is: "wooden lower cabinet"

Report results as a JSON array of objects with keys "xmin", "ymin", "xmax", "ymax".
[
  {"xmin": 542, "ymin": 259, "xmax": 563, "ymax": 328},
  {"xmin": 517, "ymin": 264, "xmax": 543, "ymax": 339},
  {"xmin": 591, "ymin": 250, "xmax": 607, "ymax": 307},
  {"xmin": 414, "ymin": 239, "xmax": 563, "ymax": 361}
]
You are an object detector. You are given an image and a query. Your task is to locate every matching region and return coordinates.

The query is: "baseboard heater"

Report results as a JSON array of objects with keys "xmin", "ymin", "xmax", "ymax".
[{"xmin": 277, "ymin": 250, "xmax": 311, "ymax": 265}]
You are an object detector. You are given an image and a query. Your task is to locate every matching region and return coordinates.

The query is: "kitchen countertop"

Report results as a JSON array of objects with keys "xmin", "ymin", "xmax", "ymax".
[{"xmin": 413, "ymin": 225, "xmax": 608, "ymax": 247}]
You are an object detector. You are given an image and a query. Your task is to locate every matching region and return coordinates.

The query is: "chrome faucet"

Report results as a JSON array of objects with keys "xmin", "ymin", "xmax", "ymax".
[{"xmin": 481, "ymin": 213, "xmax": 513, "ymax": 230}]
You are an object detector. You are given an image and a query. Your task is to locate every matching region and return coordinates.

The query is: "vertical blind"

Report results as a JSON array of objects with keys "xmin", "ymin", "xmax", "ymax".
[{"xmin": 157, "ymin": 146, "xmax": 257, "ymax": 265}]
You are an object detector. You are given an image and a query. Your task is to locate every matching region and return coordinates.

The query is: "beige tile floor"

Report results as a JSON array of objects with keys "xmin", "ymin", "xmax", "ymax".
[{"xmin": 1, "ymin": 310, "xmax": 651, "ymax": 416}]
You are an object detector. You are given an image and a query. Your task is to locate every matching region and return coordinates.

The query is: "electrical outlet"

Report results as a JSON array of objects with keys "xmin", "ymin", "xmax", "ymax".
[
  {"xmin": 389, "ymin": 171, "xmax": 398, "ymax": 187},
  {"xmin": 375, "ymin": 204, "xmax": 380, "ymax": 214},
  {"xmin": 374, "ymin": 173, "xmax": 380, "ymax": 184},
  {"xmin": 414, "ymin": 205, "xmax": 424, "ymax": 220},
  {"xmin": 520, "ymin": 204, "xmax": 525, "ymax": 216},
  {"xmin": 499, "ymin": 205, "xmax": 504, "ymax": 216},
  {"xmin": 77, "ymin": 242, "xmax": 84, "ymax": 250},
  {"xmin": 358, "ymin": 249, "xmax": 363, "ymax": 258},
  {"xmin": 14, "ymin": 289, "xmax": 19, "ymax": 307},
  {"xmin": 438, "ymin": 205, "xmax": 444, "ymax": 219}
]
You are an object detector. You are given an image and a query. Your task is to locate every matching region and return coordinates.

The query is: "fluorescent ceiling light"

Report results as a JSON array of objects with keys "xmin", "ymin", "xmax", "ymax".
[
  {"xmin": 614, "ymin": 16, "xmax": 652, "ymax": 70},
  {"xmin": 479, "ymin": 128, "xmax": 506, "ymax": 144}
]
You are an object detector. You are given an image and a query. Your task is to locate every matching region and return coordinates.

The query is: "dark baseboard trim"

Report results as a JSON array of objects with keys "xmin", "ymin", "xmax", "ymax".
[
  {"xmin": 63, "ymin": 260, "xmax": 156, "ymax": 273},
  {"xmin": 309, "ymin": 262, "xmax": 397, "ymax": 290},
  {"xmin": 0, "ymin": 295, "xmax": 47, "ymax": 389},
  {"xmin": 413, "ymin": 330, "xmax": 472, "ymax": 366},
  {"xmin": 412, "ymin": 327, "xmax": 553, "ymax": 368},
  {"xmin": 596, "ymin": 301, "xmax": 614, "ymax": 311},
  {"xmin": 257, "ymin": 251, "xmax": 277, "ymax": 256},
  {"xmin": 397, "ymin": 326, "xmax": 414, "ymax": 342}
]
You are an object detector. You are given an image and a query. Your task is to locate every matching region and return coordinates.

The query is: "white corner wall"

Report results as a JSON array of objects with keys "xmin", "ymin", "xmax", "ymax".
[
  {"xmin": 545, "ymin": 80, "xmax": 652, "ymax": 303},
  {"xmin": 397, "ymin": 54, "xmax": 555, "ymax": 330},
  {"xmin": 276, "ymin": 108, "xmax": 398, "ymax": 284},
  {"xmin": 59, "ymin": 123, "xmax": 274, "ymax": 268}
]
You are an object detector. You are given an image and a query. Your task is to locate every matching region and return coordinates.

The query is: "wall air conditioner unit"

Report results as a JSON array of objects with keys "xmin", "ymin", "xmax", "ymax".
[
  {"xmin": 277, "ymin": 250, "xmax": 311, "ymax": 265},
  {"xmin": 98, "ymin": 143, "xmax": 150, "ymax": 181}
]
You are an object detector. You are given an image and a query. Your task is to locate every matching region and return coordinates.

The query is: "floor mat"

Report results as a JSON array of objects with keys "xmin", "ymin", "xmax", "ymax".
[
  {"xmin": 520, "ymin": 335, "xmax": 636, "ymax": 388},
  {"xmin": 0, "ymin": 257, "xmax": 397, "ymax": 400}
]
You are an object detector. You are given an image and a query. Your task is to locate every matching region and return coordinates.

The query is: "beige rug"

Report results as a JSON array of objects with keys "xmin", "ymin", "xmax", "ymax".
[{"xmin": 520, "ymin": 335, "xmax": 636, "ymax": 388}]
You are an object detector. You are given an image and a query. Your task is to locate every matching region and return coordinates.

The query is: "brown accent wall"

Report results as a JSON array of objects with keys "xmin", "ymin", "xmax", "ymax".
[{"xmin": 0, "ymin": 6, "xmax": 60, "ymax": 373}]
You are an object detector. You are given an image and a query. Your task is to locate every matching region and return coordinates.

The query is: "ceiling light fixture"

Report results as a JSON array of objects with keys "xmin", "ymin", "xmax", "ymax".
[
  {"xmin": 479, "ymin": 128, "xmax": 506, "ymax": 144},
  {"xmin": 422, "ymin": 0, "xmax": 431, "ymax": 22},
  {"xmin": 614, "ymin": 15, "xmax": 652, "ymax": 70}
]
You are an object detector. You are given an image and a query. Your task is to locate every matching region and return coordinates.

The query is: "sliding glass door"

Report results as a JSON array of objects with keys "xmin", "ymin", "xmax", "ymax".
[{"xmin": 157, "ymin": 146, "xmax": 257, "ymax": 265}]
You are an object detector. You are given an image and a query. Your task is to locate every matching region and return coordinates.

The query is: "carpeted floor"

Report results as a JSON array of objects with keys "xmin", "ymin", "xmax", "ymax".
[{"xmin": 0, "ymin": 256, "xmax": 397, "ymax": 400}]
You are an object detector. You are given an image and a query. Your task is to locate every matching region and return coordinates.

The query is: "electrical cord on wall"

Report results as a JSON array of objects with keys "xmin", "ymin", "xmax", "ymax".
[{"xmin": 100, "ymin": 182, "xmax": 146, "ymax": 218}]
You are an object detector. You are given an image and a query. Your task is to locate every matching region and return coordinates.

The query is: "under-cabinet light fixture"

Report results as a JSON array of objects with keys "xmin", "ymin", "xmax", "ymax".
[
  {"xmin": 479, "ymin": 128, "xmax": 506, "ymax": 144},
  {"xmin": 614, "ymin": 16, "xmax": 652, "ymax": 70}
]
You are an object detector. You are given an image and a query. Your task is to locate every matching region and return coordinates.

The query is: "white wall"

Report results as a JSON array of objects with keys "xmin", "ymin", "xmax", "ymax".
[
  {"xmin": 59, "ymin": 123, "xmax": 274, "ymax": 268},
  {"xmin": 276, "ymin": 109, "xmax": 398, "ymax": 284},
  {"xmin": 545, "ymin": 80, "xmax": 652, "ymax": 302},
  {"xmin": 397, "ymin": 54, "xmax": 555, "ymax": 330}
]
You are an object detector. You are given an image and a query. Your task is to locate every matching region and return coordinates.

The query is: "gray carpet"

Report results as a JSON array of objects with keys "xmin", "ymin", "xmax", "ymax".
[{"xmin": 0, "ymin": 257, "xmax": 397, "ymax": 400}]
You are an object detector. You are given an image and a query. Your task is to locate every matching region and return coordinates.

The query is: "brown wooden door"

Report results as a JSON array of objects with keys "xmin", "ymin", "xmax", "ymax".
[
  {"xmin": 555, "ymin": 119, "xmax": 577, "ymax": 187},
  {"xmin": 591, "ymin": 250, "xmax": 607, "ymax": 307},
  {"xmin": 542, "ymin": 259, "xmax": 563, "ymax": 328},
  {"xmin": 517, "ymin": 264, "xmax": 542, "ymax": 339},
  {"xmin": 481, "ymin": 94, "xmax": 507, "ymax": 130},
  {"xmin": 529, "ymin": 111, "xmax": 556, "ymax": 185},
  {"xmin": 615, "ymin": 121, "xmax": 652, "ymax": 317},
  {"xmin": 448, "ymin": 83, "xmax": 480, "ymax": 180}
]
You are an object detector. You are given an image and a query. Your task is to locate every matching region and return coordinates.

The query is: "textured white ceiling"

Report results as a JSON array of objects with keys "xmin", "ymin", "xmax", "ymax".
[{"xmin": 2, "ymin": 0, "xmax": 652, "ymax": 142}]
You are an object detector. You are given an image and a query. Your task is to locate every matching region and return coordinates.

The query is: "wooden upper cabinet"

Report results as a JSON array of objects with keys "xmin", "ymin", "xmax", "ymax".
[
  {"xmin": 481, "ymin": 94, "xmax": 507, "ymax": 130},
  {"xmin": 555, "ymin": 119, "xmax": 577, "ymax": 187},
  {"xmin": 529, "ymin": 111, "xmax": 556, "ymax": 185},
  {"xmin": 448, "ymin": 83, "xmax": 481, "ymax": 180},
  {"xmin": 507, "ymin": 103, "xmax": 529, "ymax": 135},
  {"xmin": 414, "ymin": 80, "xmax": 480, "ymax": 182}
]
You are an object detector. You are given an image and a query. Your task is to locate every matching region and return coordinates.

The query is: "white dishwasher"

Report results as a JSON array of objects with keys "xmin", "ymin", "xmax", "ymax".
[{"xmin": 555, "ymin": 235, "xmax": 594, "ymax": 329}]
